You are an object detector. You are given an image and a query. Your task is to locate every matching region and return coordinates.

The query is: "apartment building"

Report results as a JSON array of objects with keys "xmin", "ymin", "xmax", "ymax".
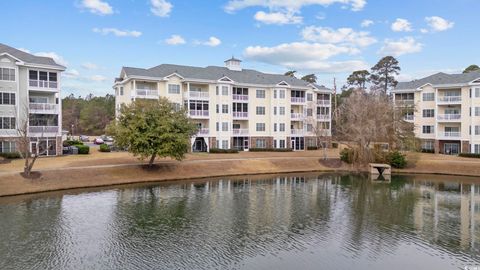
[
  {"xmin": 392, "ymin": 71, "xmax": 480, "ymax": 154},
  {"xmin": 0, "ymin": 43, "xmax": 65, "ymax": 156},
  {"xmin": 113, "ymin": 57, "xmax": 332, "ymax": 152}
]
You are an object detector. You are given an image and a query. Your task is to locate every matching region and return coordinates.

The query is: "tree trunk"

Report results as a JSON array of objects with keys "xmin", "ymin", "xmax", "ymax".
[{"xmin": 148, "ymin": 153, "xmax": 157, "ymax": 167}]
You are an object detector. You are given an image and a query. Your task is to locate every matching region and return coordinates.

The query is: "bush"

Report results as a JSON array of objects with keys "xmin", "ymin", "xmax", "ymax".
[
  {"xmin": 209, "ymin": 148, "xmax": 238, "ymax": 154},
  {"xmin": 332, "ymin": 142, "xmax": 339, "ymax": 148},
  {"xmin": 459, "ymin": 153, "xmax": 480, "ymax": 158},
  {"xmin": 307, "ymin": 146, "xmax": 319, "ymax": 150},
  {"xmin": 421, "ymin": 149, "xmax": 435, "ymax": 154},
  {"xmin": 76, "ymin": 145, "xmax": 90, "ymax": 154},
  {"xmin": 99, "ymin": 144, "xmax": 111, "ymax": 152},
  {"xmin": 0, "ymin": 152, "xmax": 21, "ymax": 159},
  {"xmin": 340, "ymin": 148, "xmax": 354, "ymax": 163},
  {"xmin": 249, "ymin": 148, "xmax": 293, "ymax": 152},
  {"xmin": 63, "ymin": 140, "xmax": 83, "ymax": 147},
  {"xmin": 386, "ymin": 150, "xmax": 407, "ymax": 168}
]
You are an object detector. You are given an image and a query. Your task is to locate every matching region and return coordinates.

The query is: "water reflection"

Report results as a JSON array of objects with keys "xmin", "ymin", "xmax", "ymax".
[{"xmin": 0, "ymin": 173, "xmax": 479, "ymax": 270}]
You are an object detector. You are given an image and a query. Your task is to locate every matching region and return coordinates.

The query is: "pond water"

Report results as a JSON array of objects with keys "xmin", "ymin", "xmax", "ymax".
[{"xmin": 0, "ymin": 173, "xmax": 479, "ymax": 270}]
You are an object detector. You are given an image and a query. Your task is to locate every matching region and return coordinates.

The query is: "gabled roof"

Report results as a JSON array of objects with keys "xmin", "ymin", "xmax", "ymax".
[
  {"xmin": 0, "ymin": 43, "xmax": 66, "ymax": 69},
  {"xmin": 121, "ymin": 63, "xmax": 326, "ymax": 89},
  {"xmin": 396, "ymin": 71, "xmax": 480, "ymax": 90}
]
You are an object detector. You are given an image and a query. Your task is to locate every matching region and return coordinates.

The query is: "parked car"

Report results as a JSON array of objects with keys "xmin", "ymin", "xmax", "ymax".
[
  {"xmin": 79, "ymin": 135, "xmax": 89, "ymax": 142},
  {"xmin": 100, "ymin": 135, "xmax": 114, "ymax": 145},
  {"xmin": 94, "ymin": 138, "xmax": 104, "ymax": 145}
]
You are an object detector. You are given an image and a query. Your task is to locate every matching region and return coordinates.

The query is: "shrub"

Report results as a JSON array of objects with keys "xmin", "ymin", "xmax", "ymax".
[
  {"xmin": 99, "ymin": 144, "xmax": 111, "ymax": 152},
  {"xmin": 420, "ymin": 149, "xmax": 435, "ymax": 154},
  {"xmin": 76, "ymin": 145, "xmax": 90, "ymax": 154},
  {"xmin": 63, "ymin": 140, "xmax": 83, "ymax": 147},
  {"xmin": 332, "ymin": 142, "xmax": 339, "ymax": 148},
  {"xmin": 249, "ymin": 148, "xmax": 293, "ymax": 152},
  {"xmin": 209, "ymin": 148, "xmax": 238, "ymax": 154},
  {"xmin": 340, "ymin": 148, "xmax": 354, "ymax": 163},
  {"xmin": 307, "ymin": 146, "xmax": 319, "ymax": 150},
  {"xmin": 0, "ymin": 152, "xmax": 21, "ymax": 159},
  {"xmin": 459, "ymin": 153, "xmax": 480, "ymax": 158},
  {"xmin": 386, "ymin": 150, "xmax": 407, "ymax": 168}
]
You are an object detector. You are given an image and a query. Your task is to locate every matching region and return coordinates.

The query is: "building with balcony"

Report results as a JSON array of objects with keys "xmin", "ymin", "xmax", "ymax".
[
  {"xmin": 0, "ymin": 43, "xmax": 65, "ymax": 156},
  {"xmin": 113, "ymin": 57, "xmax": 333, "ymax": 152},
  {"xmin": 392, "ymin": 71, "xmax": 480, "ymax": 154}
]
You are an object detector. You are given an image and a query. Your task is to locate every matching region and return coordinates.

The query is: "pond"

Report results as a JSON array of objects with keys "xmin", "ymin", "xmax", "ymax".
[{"xmin": 0, "ymin": 173, "xmax": 479, "ymax": 270}]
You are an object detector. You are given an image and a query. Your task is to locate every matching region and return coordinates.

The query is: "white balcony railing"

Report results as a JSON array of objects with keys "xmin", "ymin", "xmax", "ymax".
[
  {"xmin": 403, "ymin": 115, "xmax": 414, "ymax": 121},
  {"xmin": 189, "ymin": 91, "xmax": 209, "ymax": 99},
  {"xmin": 291, "ymin": 113, "xmax": 304, "ymax": 119},
  {"xmin": 291, "ymin": 129, "xmax": 304, "ymax": 135},
  {"xmin": 395, "ymin": 99, "xmax": 415, "ymax": 106},
  {"xmin": 197, "ymin": 128, "xmax": 209, "ymax": 135},
  {"xmin": 233, "ymin": 129, "xmax": 249, "ymax": 135},
  {"xmin": 28, "ymin": 126, "xmax": 59, "ymax": 134},
  {"xmin": 233, "ymin": 94, "xmax": 248, "ymax": 101},
  {"xmin": 29, "ymin": 103, "xmax": 58, "ymax": 113},
  {"xmin": 291, "ymin": 97, "xmax": 305, "ymax": 103},
  {"xmin": 317, "ymin": 100, "xmax": 330, "ymax": 106},
  {"xmin": 438, "ymin": 96, "xmax": 461, "ymax": 103},
  {"xmin": 29, "ymin": 80, "xmax": 58, "ymax": 89},
  {"xmin": 190, "ymin": 110, "xmax": 209, "ymax": 117},
  {"xmin": 136, "ymin": 89, "xmax": 158, "ymax": 97},
  {"xmin": 440, "ymin": 132, "xmax": 461, "ymax": 138},
  {"xmin": 317, "ymin": 114, "xmax": 331, "ymax": 121},
  {"xmin": 233, "ymin": 112, "xmax": 248, "ymax": 118},
  {"xmin": 437, "ymin": 114, "xmax": 461, "ymax": 121}
]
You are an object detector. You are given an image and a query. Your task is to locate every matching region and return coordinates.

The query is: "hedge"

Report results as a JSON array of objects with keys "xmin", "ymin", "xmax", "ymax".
[
  {"xmin": 99, "ymin": 144, "xmax": 111, "ymax": 152},
  {"xmin": 209, "ymin": 148, "xmax": 239, "ymax": 154},
  {"xmin": 75, "ymin": 144, "xmax": 90, "ymax": 154},
  {"xmin": 340, "ymin": 148, "xmax": 354, "ymax": 163},
  {"xmin": 307, "ymin": 146, "xmax": 319, "ymax": 150},
  {"xmin": 386, "ymin": 150, "xmax": 407, "ymax": 168},
  {"xmin": 63, "ymin": 140, "xmax": 83, "ymax": 147},
  {"xmin": 459, "ymin": 153, "xmax": 480, "ymax": 158},
  {"xmin": 249, "ymin": 148, "xmax": 293, "ymax": 152},
  {"xmin": 420, "ymin": 149, "xmax": 435, "ymax": 154},
  {"xmin": 332, "ymin": 142, "xmax": 339, "ymax": 148},
  {"xmin": 0, "ymin": 152, "xmax": 21, "ymax": 159}
]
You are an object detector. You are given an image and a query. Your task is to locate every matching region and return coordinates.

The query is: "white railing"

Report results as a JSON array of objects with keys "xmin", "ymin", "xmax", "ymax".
[
  {"xmin": 395, "ymin": 99, "xmax": 414, "ymax": 105},
  {"xmin": 403, "ymin": 115, "xmax": 414, "ymax": 121},
  {"xmin": 197, "ymin": 128, "xmax": 209, "ymax": 135},
  {"xmin": 29, "ymin": 80, "xmax": 58, "ymax": 89},
  {"xmin": 437, "ymin": 114, "xmax": 461, "ymax": 121},
  {"xmin": 136, "ymin": 89, "xmax": 158, "ymax": 97},
  {"xmin": 29, "ymin": 103, "xmax": 58, "ymax": 113},
  {"xmin": 233, "ymin": 129, "xmax": 249, "ymax": 135},
  {"xmin": 233, "ymin": 94, "xmax": 248, "ymax": 101},
  {"xmin": 291, "ymin": 129, "xmax": 304, "ymax": 135},
  {"xmin": 189, "ymin": 110, "xmax": 209, "ymax": 117},
  {"xmin": 189, "ymin": 91, "xmax": 209, "ymax": 99},
  {"xmin": 440, "ymin": 132, "xmax": 461, "ymax": 138},
  {"xmin": 438, "ymin": 96, "xmax": 461, "ymax": 103},
  {"xmin": 291, "ymin": 97, "xmax": 305, "ymax": 103},
  {"xmin": 28, "ymin": 126, "xmax": 58, "ymax": 134},
  {"xmin": 291, "ymin": 113, "xmax": 304, "ymax": 119},
  {"xmin": 317, "ymin": 100, "xmax": 330, "ymax": 106},
  {"xmin": 233, "ymin": 112, "xmax": 248, "ymax": 118},
  {"xmin": 317, "ymin": 114, "xmax": 331, "ymax": 121}
]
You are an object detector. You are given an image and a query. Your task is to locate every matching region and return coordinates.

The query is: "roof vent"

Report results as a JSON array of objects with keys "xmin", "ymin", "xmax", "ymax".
[{"xmin": 225, "ymin": 56, "xmax": 242, "ymax": 71}]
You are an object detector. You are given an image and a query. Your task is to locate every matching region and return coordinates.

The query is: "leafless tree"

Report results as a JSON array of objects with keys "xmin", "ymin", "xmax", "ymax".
[{"xmin": 306, "ymin": 100, "xmax": 331, "ymax": 160}]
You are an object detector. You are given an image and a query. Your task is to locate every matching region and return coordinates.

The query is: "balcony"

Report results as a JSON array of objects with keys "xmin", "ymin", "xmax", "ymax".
[
  {"xmin": 317, "ymin": 100, "xmax": 330, "ymax": 106},
  {"xmin": 438, "ymin": 96, "xmax": 461, "ymax": 104},
  {"xmin": 136, "ymin": 89, "xmax": 158, "ymax": 99},
  {"xmin": 233, "ymin": 129, "xmax": 249, "ymax": 135},
  {"xmin": 291, "ymin": 97, "xmax": 305, "ymax": 104},
  {"xmin": 291, "ymin": 113, "xmax": 304, "ymax": 120},
  {"xmin": 395, "ymin": 100, "xmax": 415, "ymax": 106},
  {"xmin": 28, "ymin": 126, "xmax": 59, "ymax": 135},
  {"xmin": 233, "ymin": 94, "xmax": 248, "ymax": 101},
  {"xmin": 29, "ymin": 80, "xmax": 58, "ymax": 90},
  {"xmin": 403, "ymin": 115, "xmax": 414, "ymax": 121},
  {"xmin": 437, "ymin": 114, "xmax": 461, "ymax": 121},
  {"xmin": 317, "ymin": 114, "xmax": 331, "ymax": 121},
  {"xmin": 29, "ymin": 103, "xmax": 59, "ymax": 114},
  {"xmin": 291, "ymin": 129, "xmax": 304, "ymax": 135},
  {"xmin": 197, "ymin": 128, "xmax": 209, "ymax": 135},
  {"xmin": 438, "ymin": 132, "xmax": 461, "ymax": 139},
  {"xmin": 189, "ymin": 110, "xmax": 209, "ymax": 118},
  {"xmin": 233, "ymin": 112, "xmax": 248, "ymax": 119},
  {"xmin": 189, "ymin": 91, "xmax": 209, "ymax": 99}
]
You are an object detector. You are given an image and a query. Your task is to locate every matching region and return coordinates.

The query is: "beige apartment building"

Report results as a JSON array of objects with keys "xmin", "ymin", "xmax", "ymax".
[
  {"xmin": 393, "ymin": 71, "xmax": 480, "ymax": 154},
  {"xmin": 0, "ymin": 43, "xmax": 65, "ymax": 156},
  {"xmin": 113, "ymin": 58, "xmax": 332, "ymax": 152}
]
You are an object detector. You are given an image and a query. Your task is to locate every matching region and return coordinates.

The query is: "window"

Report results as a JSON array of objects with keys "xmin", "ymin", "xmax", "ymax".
[
  {"xmin": 422, "ymin": 141, "xmax": 434, "ymax": 151},
  {"xmin": 168, "ymin": 84, "xmax": 180, "ymax": 94},
  {"xmin": 307, "ymin": 124, "xmax": 313, "ymax": 132},
  {"xmin": 0, "ymin": 117, "xmax": 15, "ymax": 129},
  {"xmin": 307, "ymin": 108, "xmax": 313, "ymax": 117},
  {"xmin": 0, "ymin": 92, "xmax": 15, "ymax": 105},
  {"xmin": 222, "ymin": 122, "xmax": 229, "ymax": 131},
  {"xmin": 279, "ymin": 140, "xmax": 285, "ymax": 148},
  {"xmin": 216, "ymin": 86, "xmax": 219, "ymax": 96},
  {"xmin": 274, "ymin": 90, "xmax": 277, "ymax": 99},
  {"xmin": 48, "ymin": 72, "xmax": 57, "ymax": 82},
  {"xmin": 216, "ymin": 104, "xmax": 219, "ymax": 113},
  {"xmin": 29, "ymin": 96, "xmax": 48, "ymax": 104},
  {"xmin": 422, "ymin": 93, "xmax": 435, "ymax": 101},
  {"xmin": 233, "ymin": 103, "xmax": 248, "ymax": 113},
  {"xmin": 279, "ymin": 123, "xmax": 285, "ymax": 132},
  {"xmin": 216, "ymin": 122, "xmax": 219, "ymax": 131},
  {"xmin": 256, "ymin": 139, "xmax": 266, "ymax": 148},
  {"xmin": 256, "ymin": 89, "xmax": 265, "ymax": 98},
  {"xmin": 0, "ymin": 68, "xmax": 15, "ymax": 81},
  {"xmin": 120, "ymin": 87, "xmax": 124, "ymax": 96},
  {"xmin": 232, "ymin": 123, "xmax": 240, "ymax": 129},
  {"xmin": 279, "ymin": 107, "xmax": 285, "ymax": 115},
  {"xmin": 307, "ymin": 93, "xmax": 313, "ymax": 101},
  {"xmin": 422, "ymin": 125, "xmax": 434, "ymax": 134},
  {"xmin": 423, "ymin": 109, "xmax": 435, "ymax": 118},
  {"xmin": 222, "ymin": 104, "xmax": 228, "ymax": 114},
  {"xmin": 279, "ymin": 90, "xmax": 285, "ymax": 99},
  {"xmin": 475, "ymin": 107, "xmax": 480, "ymax": 116},
  {"xmin": 173, "ymin": 103, "xmax": 181, "ymax": 111},
  {"xmin": 475, "ymin": 144, "xmax": 480, "ymax": 154},
  {"xmin": 256, "ymin": 106, "xmax": 265, "ymax": 115},
  {"xmin": 274, "ymin": 123, "xmax": 277, "ymax": 132},
  {"xmin": 0, "ymin": 141, "xmax": 16, "ymax": 153},
  {"xmin": 222, "ymin": 140, "xmax": 228, "ymax": 149},
  {"xmin": 273, "ymin": 107, "xmax": 277, "ymax": 115},
  {"xmin": 476, "ymin": 125, "xmax": 480, "ymax": 135},
  {"xmin": 475, "ymin": 88, "xmax": 480, "ymax": 98},
  {"xmin": 232, "ymin": 87, "xmax": 248, "ymax": 95},
  {"xmin": 221, "ymin": 86, "xmax": 229, "ymax": 96},
  {"xmin": 188, "ymin": 100, "xmax": 209, "ymax": 111},
  {"xmin": 256, "ymin": 123, "xmax": 265, "ymax": 132}
]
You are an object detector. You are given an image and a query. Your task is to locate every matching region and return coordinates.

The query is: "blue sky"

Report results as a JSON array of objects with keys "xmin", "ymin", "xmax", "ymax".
[{"xmin": 1, "ymin": 0, "xmax": 478, "ymax": 96}]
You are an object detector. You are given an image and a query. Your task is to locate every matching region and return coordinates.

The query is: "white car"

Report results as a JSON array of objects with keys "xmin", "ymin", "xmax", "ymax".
[{"xmin": 94, "ymin": 138, "xmax": 104, "ymax": 145}]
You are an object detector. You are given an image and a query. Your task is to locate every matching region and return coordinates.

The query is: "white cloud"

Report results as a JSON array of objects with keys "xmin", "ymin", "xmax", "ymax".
[
  {"xmin": 425, "ymin": 16, "xmax": 454, "ymax": 32},
  {"xmin": 420, "ymin": 28, "xmax": 429, "ymax": 34},
  {"xmin": 165, "ymin": 35, "xmax": 186, "ymax": 45},
  {"xmin": 90, "ymin": 75, "xmax": 107, "ymax": 82},
  {"xmin": 17, "ymin": 48, "xmax": 31, "ymax": 53},
  {"xmin": 379, "ymin": 37, "xmax": 423, "ymax": 57},
  {"xmin": 391, "ymin": 18, "xmax": 413, "ymax": 32},
  {"xmin": 93, "ymin": 28, "xmax": 142, "ymax": 37},
  {"xmin": 254, "ymin": 11, "xmax": 302, "ymax": 25},
  {"xmin": 150, "ymin": 0, "xmax": 172, "ymax": 17},
  {"xmin": 301, "ymin": 26, "xmax": 377, "ymax": 47},
  {"xmin": 244, "ymin": 42, "xmax": 366, "ymax": 73},
  {"xmin": 225, "ymin": 0, "xmax": 367, "ymax": 13},
  {"xmin": 81, "ymin": 62, "xmax": 99, "ymax": 70},
  {"xmin": 360, "ymin": 19, "xmax": 374, "ymax": 28},
  {"xmin": 80, "ymin": 0, "xmax": 113, "ymax": 15},
  {"xmin": 35, "ymin": 52, "xmax": 68, "ymax": 66},
  {"xmin": 63, "ymin": 69, "xmax": 80, "ymax": 78},
  {"xmin": 196, "ymin": 37, "xmax": 222, "ymax": 47}
]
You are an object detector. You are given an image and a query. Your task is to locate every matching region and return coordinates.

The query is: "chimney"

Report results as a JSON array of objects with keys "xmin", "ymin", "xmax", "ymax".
[{"xmin": 225, "ymin": 56, "xmax": 242, "ymax": 71}]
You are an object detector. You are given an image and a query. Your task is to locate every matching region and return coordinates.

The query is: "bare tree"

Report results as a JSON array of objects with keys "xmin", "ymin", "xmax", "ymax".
[{"xmin": 306, "ymin": 100, "xmax": 330, "ymax": 160}]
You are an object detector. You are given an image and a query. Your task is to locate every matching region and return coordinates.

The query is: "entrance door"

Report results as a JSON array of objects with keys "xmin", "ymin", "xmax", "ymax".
[
  {"xmin": 291, "ymin": 139, "xmax": 296, "ymax": 151},
  {"xmin": 444, "ymin": 143, "xmax": 460, "ymax": 155},
  {"xmin": 193, "ymin": 138, "xmax": 207, "ymax": 152}
]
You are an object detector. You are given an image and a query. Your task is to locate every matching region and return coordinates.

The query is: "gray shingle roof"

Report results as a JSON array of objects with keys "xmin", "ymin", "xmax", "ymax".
[
  {"xmin": 0, "ymin": 43, "xmax": 66, "ymax": 69},
  {"xmin": 396, "ymin": 71, "xmax": 480, "ymax": 90},
  {"xmin": 122, "ymin": 64, "xmax": 330, "ymax": 90}
]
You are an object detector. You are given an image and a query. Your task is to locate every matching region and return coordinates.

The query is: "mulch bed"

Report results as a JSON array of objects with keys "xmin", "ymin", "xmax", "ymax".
[{"xmin": 20, "ymin": 171, "xmax": 42, "ymax": 180}]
